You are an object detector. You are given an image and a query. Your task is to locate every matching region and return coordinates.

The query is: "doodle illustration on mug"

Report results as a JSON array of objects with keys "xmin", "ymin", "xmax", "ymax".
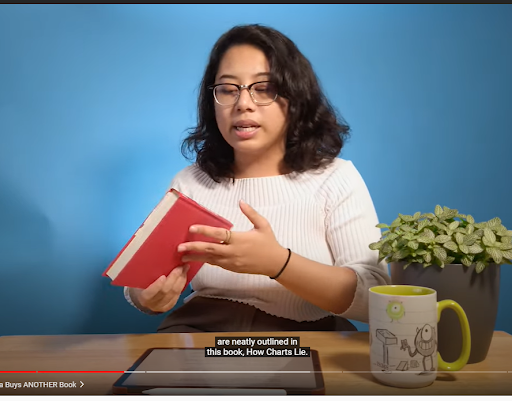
[
  {"xmin": 394, "ymin": 359, "xmax": 420, "ymax": 371},
  {"xmin": 375, "ymin": 329, "xmax": 398, "ymax": 370},
  {"xmin": 386, "ymin": 300, "xmax": 405, "ymax": 323},
  {"xmin": 400, "ymin": 324, "xmax": 437, "ymax": 374}
]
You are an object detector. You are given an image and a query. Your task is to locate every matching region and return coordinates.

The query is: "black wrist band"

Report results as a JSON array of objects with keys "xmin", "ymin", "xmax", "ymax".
[{"xmin": 270, "ymin": 248, "xmax": 292, "ymax": 280}]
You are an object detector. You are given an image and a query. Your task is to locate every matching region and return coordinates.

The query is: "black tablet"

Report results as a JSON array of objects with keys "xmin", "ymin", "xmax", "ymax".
[{"xmin": 112, "ymin": 348, "xmax": 324, "ymax": 395}]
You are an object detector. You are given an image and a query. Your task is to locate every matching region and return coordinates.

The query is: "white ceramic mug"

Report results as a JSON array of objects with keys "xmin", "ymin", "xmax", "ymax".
[{"xmin": 369, "ymin": 285, "xmax": 471, "ymax": 388}]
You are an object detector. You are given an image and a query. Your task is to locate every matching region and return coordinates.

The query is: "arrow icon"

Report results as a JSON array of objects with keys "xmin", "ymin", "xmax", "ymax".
[{"xmin": 80, "ymin": 381, "xmax": 84, "ymax": 388}]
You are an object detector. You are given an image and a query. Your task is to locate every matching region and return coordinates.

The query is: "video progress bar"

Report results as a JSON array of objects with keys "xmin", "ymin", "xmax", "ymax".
[
  {"xmin": 125, "ymin": 371, "xmax": 512, "ymax": 374},
  {"xmin": 1, "ymin": 371, "xmax": 511, "ymax": 374},
  {"xmin": 0, "ymin": 371, "xmax": 309, "ymax": 374},
  {"xmin": 0, "ymin": 371, "xmax": 125, "ymax": 374}
]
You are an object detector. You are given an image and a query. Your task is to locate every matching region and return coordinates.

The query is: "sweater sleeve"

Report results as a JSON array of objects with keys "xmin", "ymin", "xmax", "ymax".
[
  {"xmin": 324, "ymin": 161, "xmax": 391, "ymax": 323},
  {"xmin": 123, "ymin": 169, "xmax": 189, "ymax": 315}
]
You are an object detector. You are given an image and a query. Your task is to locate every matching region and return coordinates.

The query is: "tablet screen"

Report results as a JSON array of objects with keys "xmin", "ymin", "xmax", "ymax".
[{"xmin": 114, "ymin": 348, "xmax": 323, "ymax": 393}]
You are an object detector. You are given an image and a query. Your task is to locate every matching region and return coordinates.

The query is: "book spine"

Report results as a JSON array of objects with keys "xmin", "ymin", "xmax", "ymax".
[{"xmin": 173, "ymin": 189, "xmax": 233, "ymax": 228}]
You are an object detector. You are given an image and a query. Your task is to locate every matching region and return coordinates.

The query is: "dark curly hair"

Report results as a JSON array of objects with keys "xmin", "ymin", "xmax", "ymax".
[{"xmin": 181, "ymin": 24, "xmax": 350, "ymax": 182}]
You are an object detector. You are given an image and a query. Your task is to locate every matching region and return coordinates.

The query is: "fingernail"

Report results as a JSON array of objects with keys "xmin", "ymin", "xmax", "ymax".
[
  {"xmin": 184, "ymin": 265, "xmax": 190, "ymax": 273},
  {"xmin": 177, "ymin": 244, "xmax": 186, "ymax": 252},
  {"xmin": 174, "ymin": 266, "xmax": 183, "ymax": 274},
  {"xmin": 189, "ymin": 226, "xmax": 198, "ymax": 233}
]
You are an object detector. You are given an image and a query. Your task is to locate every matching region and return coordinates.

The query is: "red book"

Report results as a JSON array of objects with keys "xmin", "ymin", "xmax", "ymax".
[{"xmin": 103, "ymin": 189, "xmax": 233, "ymax": 290}]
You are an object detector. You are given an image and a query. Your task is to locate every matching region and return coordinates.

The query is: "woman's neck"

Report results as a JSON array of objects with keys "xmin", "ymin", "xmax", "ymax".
[{"xmin": 233, "ymin": 152, "xmax": 290, "ymax": 179}]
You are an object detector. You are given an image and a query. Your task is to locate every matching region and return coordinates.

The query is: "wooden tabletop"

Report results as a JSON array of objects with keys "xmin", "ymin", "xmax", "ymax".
[{"xmin": 0, "ymin": 331, "xmax": 511, "ymax": 395}]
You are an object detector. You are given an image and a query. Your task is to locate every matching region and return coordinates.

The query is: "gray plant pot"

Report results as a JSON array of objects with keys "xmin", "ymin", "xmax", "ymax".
[{"xmin": 390, "ymin": 262, "xmax": 500, "ymax": 364}]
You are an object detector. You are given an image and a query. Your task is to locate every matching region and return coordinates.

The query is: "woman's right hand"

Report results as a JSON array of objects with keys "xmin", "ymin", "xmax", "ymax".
[{"xmin": 130, "ymin": 265, "xmax": 190, "ymax": 313}]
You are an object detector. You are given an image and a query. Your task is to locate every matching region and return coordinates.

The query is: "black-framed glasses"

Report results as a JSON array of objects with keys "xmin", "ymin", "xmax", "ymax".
[{"xmin": 207, "ymin": 81, "xmax": 278, "ymax": 106}]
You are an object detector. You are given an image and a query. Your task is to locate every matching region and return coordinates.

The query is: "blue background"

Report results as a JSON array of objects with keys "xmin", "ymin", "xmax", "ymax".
[{"xmin": 0, "ymin": 4, "xmax": 510, "ymax": 336}]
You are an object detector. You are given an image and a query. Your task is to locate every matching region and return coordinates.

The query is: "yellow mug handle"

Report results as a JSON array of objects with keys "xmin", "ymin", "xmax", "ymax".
[{"xmin": 436, "ymin": 300, "xmax": 471, "ymax": 371}]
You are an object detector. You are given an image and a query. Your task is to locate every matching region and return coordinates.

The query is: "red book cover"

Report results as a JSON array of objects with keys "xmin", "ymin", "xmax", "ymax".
[{"xmin": 103, "ymin": 189, "xmax": 233, "ymax": 290}]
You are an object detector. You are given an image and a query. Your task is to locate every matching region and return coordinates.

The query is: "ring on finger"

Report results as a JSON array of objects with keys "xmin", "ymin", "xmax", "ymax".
[{"xmin": 220, "ymin": 229, "xmax": 232, "ymax": 245}]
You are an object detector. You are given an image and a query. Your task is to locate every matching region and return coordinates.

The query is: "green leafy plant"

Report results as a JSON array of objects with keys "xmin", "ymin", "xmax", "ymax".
[{"xmin": 369, "ymin": 206, "xmax": 512, "ymax": 273}]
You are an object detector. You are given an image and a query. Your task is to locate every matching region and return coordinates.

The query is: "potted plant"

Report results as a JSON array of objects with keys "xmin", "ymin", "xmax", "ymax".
[{"xmin": 369, "ymin": 206, "xmax": 511, "ymax": 363}]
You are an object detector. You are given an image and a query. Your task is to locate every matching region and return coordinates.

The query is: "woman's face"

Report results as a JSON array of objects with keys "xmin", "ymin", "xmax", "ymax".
[{"xmin": 213, "ymin": 44, "xmax": 288, "ymax": 162}]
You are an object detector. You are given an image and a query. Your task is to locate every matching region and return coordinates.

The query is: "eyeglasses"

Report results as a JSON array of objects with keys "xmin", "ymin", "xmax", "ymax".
[{"xmin": 207, "ymin": 81, "xmax": 278, "ymax": 106}]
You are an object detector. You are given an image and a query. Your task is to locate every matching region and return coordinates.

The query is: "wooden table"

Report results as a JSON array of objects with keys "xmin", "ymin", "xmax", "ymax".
[{"xmin": 0, "ymin": 331, "xmax": 511, "ymax": 395}]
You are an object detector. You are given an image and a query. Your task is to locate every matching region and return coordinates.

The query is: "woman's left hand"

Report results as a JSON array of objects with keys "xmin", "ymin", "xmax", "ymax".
[{"xmin": 178, "ymin": 200, "xmax": 289, "ymax": 276}]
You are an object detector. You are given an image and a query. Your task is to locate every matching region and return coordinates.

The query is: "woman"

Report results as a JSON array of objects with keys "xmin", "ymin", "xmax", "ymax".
[{"xmin": 124, "ymin": 24, "xmax": 390, "ymax": 332}]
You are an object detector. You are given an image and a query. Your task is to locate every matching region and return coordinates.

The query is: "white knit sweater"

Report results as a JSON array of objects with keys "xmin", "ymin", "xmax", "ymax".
[{"xmin": 124, "ymin": 158, "xmax": 390, "ymax": 323}]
